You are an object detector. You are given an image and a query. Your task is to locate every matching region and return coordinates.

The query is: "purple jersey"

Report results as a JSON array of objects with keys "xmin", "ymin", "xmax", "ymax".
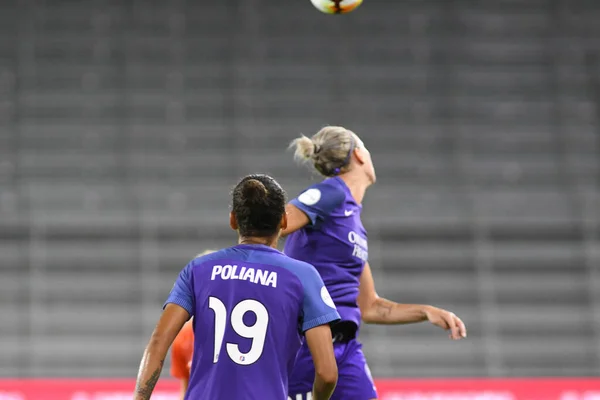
[
  {"xmin": 165, "ymin": 244, "xmax": 340, "ymax": 400},
  {"xmin": 284, "ymin": 177, "xmax": 368, "ymax": 330}
]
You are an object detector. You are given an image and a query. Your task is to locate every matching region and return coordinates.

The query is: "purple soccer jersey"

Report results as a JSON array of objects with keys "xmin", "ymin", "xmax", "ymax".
[
  {"xmin": 284, "ymin": 177, "xmax": 377, "ymax": 400},
  {"xmin": 164, "ymin": 244, "xmax": 340, "ymax": 400},
  {"xmin": 284, "ymin": 177, "xmax": 368, "ymax": 328}
]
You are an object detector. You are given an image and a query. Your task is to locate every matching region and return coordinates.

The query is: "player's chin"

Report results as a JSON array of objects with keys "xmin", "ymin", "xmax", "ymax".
[{"xmin": 369, "ymin": 172, "xmax": 377, "ymax": 184}]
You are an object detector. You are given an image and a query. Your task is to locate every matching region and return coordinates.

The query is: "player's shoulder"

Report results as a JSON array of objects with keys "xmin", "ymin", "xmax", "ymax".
[
  {"xmin": 276, "ymin": 255, "xmax": 322, "ymax": 285},
  {"xmin": 190, "ymin": 248, "xmax": 229, "ymax": 265},
  {"xmin": 294, "ymin": 177, "xmax": 346, "ymax": 208}
]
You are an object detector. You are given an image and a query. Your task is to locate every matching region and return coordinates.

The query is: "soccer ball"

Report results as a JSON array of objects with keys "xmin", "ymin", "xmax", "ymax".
[{"xmin": 310, "ymin": 0, "xmax": 363, "ymax": 14}]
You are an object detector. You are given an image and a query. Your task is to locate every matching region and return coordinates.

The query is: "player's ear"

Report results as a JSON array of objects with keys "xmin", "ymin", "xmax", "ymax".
[
  {"xmin": 354, "ymin": 147, "xmax": 366, "ymax": 165},
  {"xmin": 229, "ymin": 212, "xmax": 238, "ymax": 231},
  {"xmin": 280, "ymin": 211, "xmax": 288, "ymax": 231}
]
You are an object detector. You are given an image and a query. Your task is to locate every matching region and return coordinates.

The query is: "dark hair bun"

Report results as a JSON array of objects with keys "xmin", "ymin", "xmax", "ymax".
[
  {"xmin": 241, "ymin": 179, "xmax": 268, "ymax": 203},
  {"xmin": 232, "ymin": 174, "xmax": 287, "ymax": 238}
]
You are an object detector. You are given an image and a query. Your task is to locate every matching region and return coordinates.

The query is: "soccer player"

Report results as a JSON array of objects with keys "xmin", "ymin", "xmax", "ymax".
[
  {"xmin": 284, "ymin": 126, "xmax": 468, "ymax": 400},
  {"xmin": 134, "ymin": 174, "xmax": 341, "ymax": 400},
  {"xmin": 170, "ymin": 249, "xmax": 215, "ymax": 399}
]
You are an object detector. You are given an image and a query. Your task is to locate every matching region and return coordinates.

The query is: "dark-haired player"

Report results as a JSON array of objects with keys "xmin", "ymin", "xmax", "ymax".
[
  {"xmin": 284, "ymin": 127, "xmax": 468, "ymax": 400},
  {"xmin": 134, "ymin": 174, "xmax": 341, "ymax": 400}
]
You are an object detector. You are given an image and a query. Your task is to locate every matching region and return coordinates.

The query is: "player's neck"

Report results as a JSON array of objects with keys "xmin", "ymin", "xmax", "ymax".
[
  {"xmin": 238, "ymin": 236, "xmax": 278, "ymax": 249},
  {"xmin": 338, "ymin": 173, "xmax": 369, "ymax": 204}
]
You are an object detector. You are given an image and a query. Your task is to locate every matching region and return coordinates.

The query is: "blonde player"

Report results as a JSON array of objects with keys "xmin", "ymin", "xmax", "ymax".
[{"xmin": 284, "ymin": 126, "xmax": 467, "ymax": 400}]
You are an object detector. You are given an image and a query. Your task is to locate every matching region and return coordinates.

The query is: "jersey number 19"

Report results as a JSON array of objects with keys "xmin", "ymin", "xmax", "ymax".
[{"xmin": 208, "ymin": 296, "xmax": 269, "ymax": 366}]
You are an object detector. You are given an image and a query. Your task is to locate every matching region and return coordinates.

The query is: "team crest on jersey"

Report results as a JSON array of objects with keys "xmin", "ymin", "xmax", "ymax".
[
  {"xmin": 320, "ymin": 286, "xmax": 336, "ymax": 309},
  {"xmin": 298, "ymin": 188, "xmax": 321, "ymax": 206}
]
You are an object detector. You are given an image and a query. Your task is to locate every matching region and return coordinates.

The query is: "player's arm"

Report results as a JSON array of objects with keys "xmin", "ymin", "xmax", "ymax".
[
  {"xmin": 281, "ymin": 184, "xmax": 345, "ymax": 237},
  {"xmin": 134, "ymin": 304, "xmax": 190, "ymax": 400},
  {"xmin": 357, "ymin": 262, "xmax": 467, "ymax": 340},
  {"xmin": 281, "ymin": 203, "xmax": 310, "ymax": 237},
  {"xmin": 305, "ymin": 325, "xmax": 337, "ymax": 400},
  {"xmin": 135, "ymin": 264, "xmax": 196, "ymax": 400}
]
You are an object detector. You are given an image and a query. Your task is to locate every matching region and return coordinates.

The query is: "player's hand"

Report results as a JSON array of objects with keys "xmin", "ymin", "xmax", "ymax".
[{"xmin": 424, "ymin": 306, "xmax": 467, "ymax": 340}]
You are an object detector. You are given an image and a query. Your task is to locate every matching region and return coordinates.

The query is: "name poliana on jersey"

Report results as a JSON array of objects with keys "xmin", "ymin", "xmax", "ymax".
[{"xmin": 211, "ymin": 264, "xmax": 278, "ymax": 288}]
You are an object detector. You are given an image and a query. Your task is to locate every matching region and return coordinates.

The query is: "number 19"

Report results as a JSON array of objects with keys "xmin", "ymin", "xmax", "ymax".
[{"xmin": 208, "ymin": 296, "xmax": 269, "ymax": 366}]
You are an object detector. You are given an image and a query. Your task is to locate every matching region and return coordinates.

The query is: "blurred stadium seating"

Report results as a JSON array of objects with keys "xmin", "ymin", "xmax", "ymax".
[{"xmin": 0, "ymin": 0, "xmax": 599, "ymax": 380}]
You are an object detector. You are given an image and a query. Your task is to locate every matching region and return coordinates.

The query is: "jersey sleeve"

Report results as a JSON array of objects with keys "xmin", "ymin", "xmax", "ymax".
[
  {"xmin": 163, "ymin": 263, "xmax": 195, "ymax": 318},
  {"xmin": 290, "ymin": 181, "xmax": 345, "ymax": 226},
  {"xmin": 296, "ymin": 263, "xmax": 341, "ymax": 333}
]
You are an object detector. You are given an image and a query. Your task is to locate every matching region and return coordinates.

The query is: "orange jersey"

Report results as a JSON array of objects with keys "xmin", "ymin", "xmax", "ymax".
[{"xmin": 171, "ymin": 320, "xmax": 194, "ymax": 379}]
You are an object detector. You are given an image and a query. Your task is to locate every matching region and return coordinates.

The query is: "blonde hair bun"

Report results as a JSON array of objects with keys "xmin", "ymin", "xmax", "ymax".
[{"xmin": 289, "ymin": 126, "xmax": 357, "ymax": 177}]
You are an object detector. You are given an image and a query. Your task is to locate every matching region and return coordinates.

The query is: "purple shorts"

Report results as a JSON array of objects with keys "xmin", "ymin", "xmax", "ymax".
[{"xmin": 288, "ymin": 339, "xmax": 378, "ymax": 400}]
